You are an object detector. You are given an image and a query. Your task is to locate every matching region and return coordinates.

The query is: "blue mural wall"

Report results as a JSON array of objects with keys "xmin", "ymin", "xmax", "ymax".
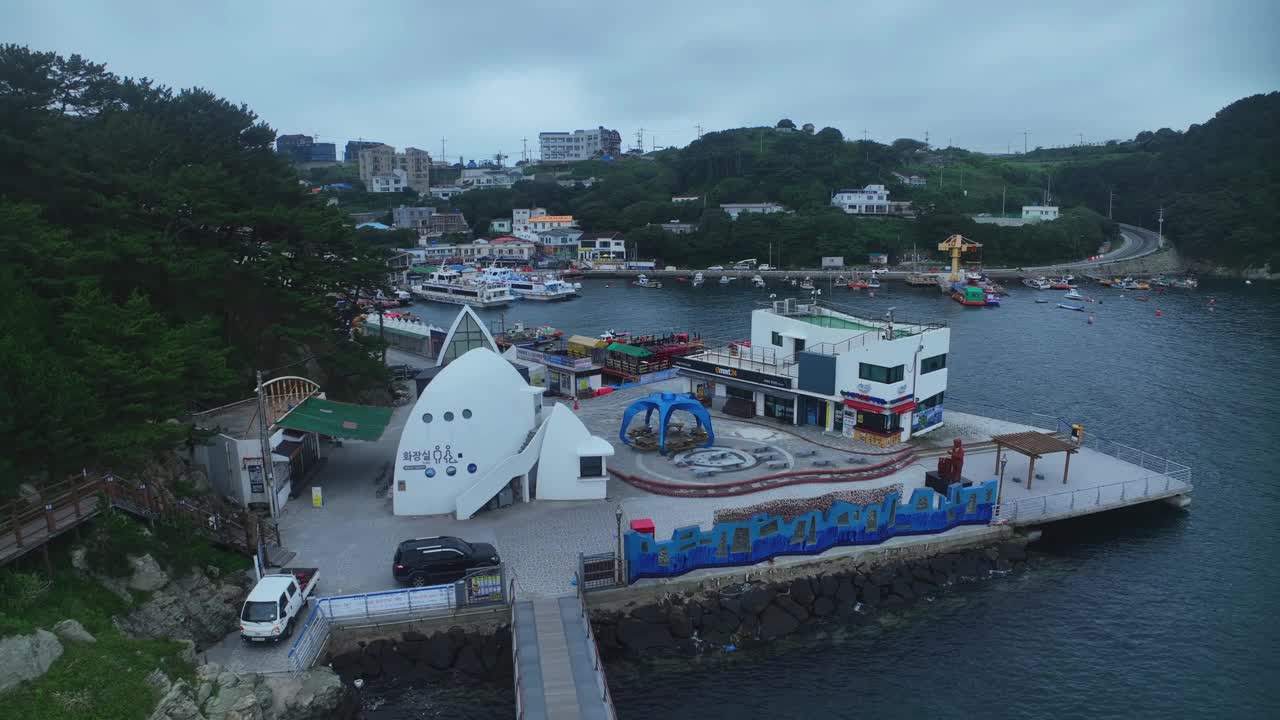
[
  {"xmin": 912, "ymin": 404, "xmax": 944, "ymax": 433},
  {"xmin": 624, "ymin": 480, "xmax": 997, "ymax": 583}
]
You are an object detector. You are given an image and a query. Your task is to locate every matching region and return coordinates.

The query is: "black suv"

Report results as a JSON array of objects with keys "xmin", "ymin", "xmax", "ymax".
[{"xmin": 392, "ymin": 536, "xmax": 500, "ymax": 586}]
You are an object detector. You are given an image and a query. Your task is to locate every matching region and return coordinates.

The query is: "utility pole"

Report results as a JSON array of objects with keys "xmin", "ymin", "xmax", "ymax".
[
  {"xmin": 1157, "ymin": 207, "xmax": 1165, "ymax": 248},
  {"xmin": 255, "ymin": 370, "xmax": 279, "ymax": 519},
  {"xmin": 695, "ymin": 124, "xmax": 703, "ymax": 139},
  {"xmin": 1078, "ymin": 132, "xmax": 1085, "ymax": 147},
  {"xmin": 1001, "ymin": 186, "xmax": 1007, "ymax": 216},
  {"xmin": 635, "ymin": 128, "xmax": 644, "ymax": 153},
  {"xmin": 1023, "ymin": 130, "xmax": 1029, "ymax": 154},
  {"xmin": 924, "ymin": 130, "xmax": 929, "ymax": 147},
  {"xmin": 521, "ymin": 137, "xmax": 528, "ymax": 163},
  {"xmin": 1108, "ymin": 188, "xmax": 1114, "ymax": 219}
]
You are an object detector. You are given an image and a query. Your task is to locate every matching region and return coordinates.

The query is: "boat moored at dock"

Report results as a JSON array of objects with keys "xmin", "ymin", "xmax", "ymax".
[
  {"xmin": 481, "ymin": 267, "xmax": 577, "ymax": 301},
  {"xmin": 410, "ymin": 270, "xmax": 514, "ymax": 308}
]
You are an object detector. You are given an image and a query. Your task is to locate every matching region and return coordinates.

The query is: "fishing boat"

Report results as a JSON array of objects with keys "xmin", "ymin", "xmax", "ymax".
[
  {"xmin": 692, "ymin": 272, "xmax": 705, "ymax": 286},
  {"xmin": 495, "ymin": 321, "xmax": 563, "ymax": 349},
  {"xmin": 847, "ymin": 274, "xmax": 872, "ymax": 289},
  {"xmin": 1035, "ymin": 298, "xmax": 1049, "ymax": 304},
  {"xmin": 719, "ymin": 276, "xmax": 732, "ymax": 285},
  {"xmin": 1063, "ymin": 290, "xmax": 1084, "ymax": 301},
  {"xmin": 906, "ymin": 273, "xmax": 937, "ymax": 286},
  {"xmin": 633, "ymin": 274, "xmax": 663, "ymax": 289},
  {"xmin": 410, "ymin": 269, "xmax": 514, "ymax": 308},
  {"xmin": 481, "ymin": 267, "xmax": 577, "ymax": 301},
  {"xmin": 1057, "ymin": 302, "xmax": 1085, "ymax": 311},
  {"xmin": 1050, "ymin": 276, "xmax": 1077, "ymax": 290},
  {"xmin": 751, "ymin": 274, "xmax": 766, "ymax": 288},
  {"xmin": 984, "ymin": 291, "xmax": 1001, "ymax": 306},
  {"xmin": 866, "ymin": 276, "xmax": 881, "ymax": 289},
  {"xmin": 1022, "ymin": 277, "xmax": 1052, "ymax": 290},
  {"xmin": 799, "ymin": 277, "xmax": 815, "ymax": 290}
]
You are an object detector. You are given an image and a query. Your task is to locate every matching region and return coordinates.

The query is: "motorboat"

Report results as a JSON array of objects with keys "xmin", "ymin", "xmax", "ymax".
[
  {"xmin": 410, "ymin": 270, "xmax": 514, "ymax": 308},
  {"xmin": 633, "ymin": 274, "xmax": 663, "ymax": 289},
  {"xmin": 847, "ymin": 274, "xmax": 872, "ymax": 289},
  {"xmin": 481, "ymin": 267, "xmax": 577, "ymax": 301},
  {"xmin": 1063, "ymin": 290, "xmax": 1084, "ymax": 301},
  {"xmin": 692, "ymin": 272, "xmax": 705, "ymax": 286},
  {"xmin": 1050, "ymin": 277, "xmax": 1077, "ymax": 289},
  {"xmin": 866, "ymin": 276, "xmax": 881, "ymax": 289},
  {"xmin": 1022, "ymin": 277, "xmax": 1052, "ymax": 290},
  {"xmin": 719, "ymin": 276, "xmax": 732, "ymax": 285},
  {"xmin": 751, "ymin": 274, "xmax": 766, "ymax": 288},
  {"xmin": 799, "ymin": 277, "xmax": 815, "ymax": 290},
  {"xmin": 1057, "ymin": 302, "xmax": 1086, "ymax": 311}
]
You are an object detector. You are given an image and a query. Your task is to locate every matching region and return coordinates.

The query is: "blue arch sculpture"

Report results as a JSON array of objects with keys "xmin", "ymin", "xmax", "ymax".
[{"xmin": 618, "ymin": 392, "xmax": 715, "ymax": 455}]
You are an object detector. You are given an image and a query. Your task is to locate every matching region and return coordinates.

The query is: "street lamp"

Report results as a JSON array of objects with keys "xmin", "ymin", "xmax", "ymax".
[{"xmin": 614, "ymin": 505, "xmax": 624, "ymax": 585}]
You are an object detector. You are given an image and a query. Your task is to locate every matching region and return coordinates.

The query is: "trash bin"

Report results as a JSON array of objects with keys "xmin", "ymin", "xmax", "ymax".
[{"xmin": 629, "ymin": 518, "xmax": 655, "ymax": 538}]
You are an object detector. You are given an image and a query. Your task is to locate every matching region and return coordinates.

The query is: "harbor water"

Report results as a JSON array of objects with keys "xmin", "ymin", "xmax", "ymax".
[{"xmin": 366, "ymin": 278, "xmax": 1280, "ymax": 719}]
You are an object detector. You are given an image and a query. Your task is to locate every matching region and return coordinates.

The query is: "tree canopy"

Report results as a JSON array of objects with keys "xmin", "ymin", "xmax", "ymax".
[{"xmin": 0, "ymin": 45, "xmax": 390, "ymax": 491}]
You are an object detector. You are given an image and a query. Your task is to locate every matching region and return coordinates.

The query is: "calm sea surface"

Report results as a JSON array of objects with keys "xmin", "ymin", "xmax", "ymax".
[{"xmin": 365, "ymin": 277, "xmax": 1280, "ymax": 719}]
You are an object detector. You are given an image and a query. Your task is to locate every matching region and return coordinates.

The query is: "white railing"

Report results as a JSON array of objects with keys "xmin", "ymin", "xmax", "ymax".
[
  {"xmin": 944, "ymin": 397, "xmax": 1061, "ymax": 432},
  {"xmin": 511, "ymin": 579, "xmax": 525, "ymax": 720},
  {"xmin": 574, "ymin": 572, "xmax": 618, "ymax": 719},
  {"xmin": 994, "ymin": 473, "xmax": 1187, "ymax": 524},
  {"xmin": 287, "ymin": 566, "xmax": 508, "ymax": 674}
]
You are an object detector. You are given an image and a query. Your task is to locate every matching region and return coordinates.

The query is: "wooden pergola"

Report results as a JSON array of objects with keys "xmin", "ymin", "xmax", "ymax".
[{"xmin": 991, "ymin": 431, "xmax": 1079, "ymax": 495}]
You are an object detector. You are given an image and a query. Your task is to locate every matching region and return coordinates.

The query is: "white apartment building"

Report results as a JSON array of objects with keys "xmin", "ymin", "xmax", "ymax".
[
  {"xmin": 538, "ymin": 127, "xmax": 620, "ymax": 162},
  {"xmin": 577, "ymin": 232, "xmax": 627, "ymax": 262},
  {"xmin": 832, "ymin": 185, "xmax": 890, "ymax": 214},
  {"xmin": 460, "ymin": 167, "xmax": 523, "ymax": 189},
  {"xmin": 370, "ymin": 168, "xmax": 409, "ymax": 193},
  {"xmin": 720, "ymin": 202, "xmax": 787, "ymax": 220},
  {"xmin": 358, "ymin": 144, "xmax": 431, "ymax": 193},
  {"xmin": 1022, "ymin": 205, "xmax": 1060, "ymax": 222},
  {"xmin": 430, "ymin": 186, "xmax": 464, "ymax": 200},
  {"xmin": 673, "ymin": 299, "xmax": 949, "ymax": 446},
  {"xmin": 512, "ymin": 207, "xmax": 548, "ymax": 240}
]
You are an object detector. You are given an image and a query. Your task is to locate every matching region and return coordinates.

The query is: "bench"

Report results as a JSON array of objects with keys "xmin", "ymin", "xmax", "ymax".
[
  {"xmin": 750, "ymin": 447, "xmax": 774, "ymax": 456},
  {"xmin": 693, "ymin": 469, "xmax": 718, "ymax": 478},
  {"xmin": 766, "ymin": 461, "xmax": 788, "ymax": 470},
  {"xmin": 794, "ymin": 448, "xmax": 817, "ymax": 458},
  {"xmin": 845, "ymin": 456, "xmax": 868, "ymax": 465},
  {"xmin": 811, "ymin": 458, "xmax": 832, "ymax": 467}
]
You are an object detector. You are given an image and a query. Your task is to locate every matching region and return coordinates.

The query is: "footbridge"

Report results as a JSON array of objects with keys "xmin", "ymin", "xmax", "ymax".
[{"xmin": 511, "ymin": 578, "xmax": 616, "ymax": 720}]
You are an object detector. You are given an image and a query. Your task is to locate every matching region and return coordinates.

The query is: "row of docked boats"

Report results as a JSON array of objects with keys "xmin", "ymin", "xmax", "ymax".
[{"xmin": 407, "ymin": 266, "xmax": 582, "ymax": 308}]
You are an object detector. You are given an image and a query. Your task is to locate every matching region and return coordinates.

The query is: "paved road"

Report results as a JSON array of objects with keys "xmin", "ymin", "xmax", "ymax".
[{"xmin": 1002, "ymin": 222, "xmax": 1163, "ymax": 272}]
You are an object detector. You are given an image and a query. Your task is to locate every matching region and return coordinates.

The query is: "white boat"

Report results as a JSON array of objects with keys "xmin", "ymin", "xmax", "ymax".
[
  {"xmin": 411, "ymin": 270, "xmax": 514, "ymax": 308},
  {"xmin": 719, "ymin": 276, "xmax": 732, "ymax": 285},
  {"xmin": 692, "ymin": 272, "xmax": 705, "ymax": 286},
  {"xmin": 1063, "ymin": 290, "xmax": 1084, "ymax": 301},
  {"xmin": 866, "ymin": 276, "xmax": 881, "ymax": 289},
  {"xmin": 1022, "ymin": 277, "xmax": 1052, "ymax": 290},
  {"xmin": 751, "ymin": 274, "xmax": 765, "ymax": 288},
  {"xmin": 481, "ymin": 267, "xmax": 577, "ymax": 301},
  {"xmin": 799, "ymin": 277, "xmax": 815, "ymax": 290},
  {"xmin": 633, "ymin": 274, "xmax": 662, "ymax": 289}
]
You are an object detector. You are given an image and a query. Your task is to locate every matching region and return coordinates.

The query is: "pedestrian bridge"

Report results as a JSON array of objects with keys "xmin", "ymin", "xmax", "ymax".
[{"xmin": 512, "ymin": 582, "xmax": 615, "ymax": 720}]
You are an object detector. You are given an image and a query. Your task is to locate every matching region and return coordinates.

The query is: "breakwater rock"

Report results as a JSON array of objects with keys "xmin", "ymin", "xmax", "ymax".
[
  {"xmin": 327, "ymin": 626, "xmax": 512, "ymax": 686},
  {"xmin": 147, "ymin": 664, "xmax": 353, "ymax": 720},
  {"xmin": 592, "ymin": 541, "xmax": 1029, "ymax": 658}
]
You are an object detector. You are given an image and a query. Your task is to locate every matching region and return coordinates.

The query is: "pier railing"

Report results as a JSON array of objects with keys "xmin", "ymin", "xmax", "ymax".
[
  {"xmin": 994, "ymin": 473, "xmax": 1187, "ymax": 524},
  {"xmin": 574, "ymin": 571, "xmax": 619, "ymax": 719}
]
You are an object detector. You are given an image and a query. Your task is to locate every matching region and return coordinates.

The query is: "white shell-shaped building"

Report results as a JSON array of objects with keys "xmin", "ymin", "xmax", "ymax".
[{"xmin": 393, "ymin": 309, "xmax": 615, "ymax": 518}]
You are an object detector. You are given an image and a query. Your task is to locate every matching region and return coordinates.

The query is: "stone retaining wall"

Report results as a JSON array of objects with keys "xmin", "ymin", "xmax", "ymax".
[
  {"xmin": 590, "ymin": 539, "xmax": 1030, "ymax": 658},
  {"xmin": 326, "ymin": 626, "xmax": 512, "ymax": 686}
]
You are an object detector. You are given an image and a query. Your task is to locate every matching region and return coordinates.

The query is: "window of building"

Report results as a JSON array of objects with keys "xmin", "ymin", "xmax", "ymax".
[
  {"xmin": 725, "ymin": 386, "xmax": 754, "ymax": 401},
  {"xmin": 580, "ymin": 456, "xmax": 604, "ymax": 478},
  {"xmin": 918, "ymin": 391, "xmax": 944, "ymax": 409},
  {"xmin": 771, "ymin": 331, "xmax": 782, "ymax": 347},
  {"xmin": 858, "ymin": 362, "xmax": 905, "ymax": 384},
  {"xmin": 794, "ymin": 338, "xmax": 806, "ymax": 352},
  {"xmin": 920, "ymin": 353, "xmax": 947, "ymax": 374}
]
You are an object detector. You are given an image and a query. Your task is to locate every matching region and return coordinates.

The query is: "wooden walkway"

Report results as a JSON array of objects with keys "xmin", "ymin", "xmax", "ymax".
[
  {"xmin": 514, "ymin": 597, "xmax": 614, "ymax": 720},
  {"xmin": 0, "ymin": 495, "xmax": 103, "ymax": 565}
]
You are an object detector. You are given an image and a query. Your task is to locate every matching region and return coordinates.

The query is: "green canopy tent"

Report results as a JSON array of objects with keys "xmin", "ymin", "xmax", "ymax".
[{"xmin": 276, "ymin": 397, "xmax": 393, "ymax": 442}]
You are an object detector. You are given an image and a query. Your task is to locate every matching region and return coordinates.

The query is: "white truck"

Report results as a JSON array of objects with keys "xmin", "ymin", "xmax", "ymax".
[{"xmin": 239, "ymin": 567, "xmax": 319, "ymax": 643}]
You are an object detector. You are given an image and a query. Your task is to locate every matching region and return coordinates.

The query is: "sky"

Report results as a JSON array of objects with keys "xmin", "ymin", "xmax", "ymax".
[{"xmin": 7, "ymin": 0, "xmax": 1279, "ymax": 161}]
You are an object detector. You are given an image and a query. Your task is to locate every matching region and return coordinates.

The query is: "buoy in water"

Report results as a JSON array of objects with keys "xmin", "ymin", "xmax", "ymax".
[
  {"xmin": 1087, "ymin": 314, "xmax": 1095, "ymax": 325},
  {"xmin": 1155, "ymin": 309, "xmax": 1163, "ymax": 317}
]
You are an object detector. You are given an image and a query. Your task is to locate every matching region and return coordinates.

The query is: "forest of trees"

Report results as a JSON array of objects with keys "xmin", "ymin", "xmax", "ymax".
[{"xmin": 0, "ymin": 46, "xmax": 392, "ymax": 492}]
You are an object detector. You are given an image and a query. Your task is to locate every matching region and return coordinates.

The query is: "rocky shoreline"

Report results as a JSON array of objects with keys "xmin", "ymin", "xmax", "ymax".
[
  {"xmin": 591, "ymin": 540, "xmax": 1030, "ymax": 658},
  {"xmin": 327, "ymin": 626, "xmax": 513, "ymax": 686}
]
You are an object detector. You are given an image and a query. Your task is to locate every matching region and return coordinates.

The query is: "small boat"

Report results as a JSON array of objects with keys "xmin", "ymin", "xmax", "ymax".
[
  {"xmin": 692, "ymin": 272, "xmax": 704, "ymax": 286},
  {"xmin": 847, "ymin": 274, "xmax": 872, "ymax": 289},
  {"xmin": 751, "ymin": 274, "xmax": 765, "ymax": 288},
  {"xmin": 632, "ymin": 274, "xmax": 663, "ymax": 289},
  {"xmin": 985, "ymin": 292, "xmax": 1001, "ymax": 306},
  {"xmin": 1035, "ymin": 298, "xmax": 1049, "ymax": 304},
  {"xmin": 1063, "ymin": 290, "xmax": 1084, "ymax": 301},
  {"xmin": 719, "ymin": 276, "xmax": 732, "ymax": 285},
  {"xmin": 866, "ymin": 277, "xmax": 881, "ymax": 289},
  {"xmin": 799, "ymin": 277, "xmax": 815, "ymax": 290},
  {"xmin": 1057, "ymin": 303, "xmax": 1085, "ymax": 311},
  {"xmin": 1022, "ymin": 277, "xmax": 1052, "ymax": 290}
]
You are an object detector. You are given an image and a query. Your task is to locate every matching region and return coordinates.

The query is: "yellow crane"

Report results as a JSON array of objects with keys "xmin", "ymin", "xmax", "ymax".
[{"xmin": 937, "ymin": 234, "xmax": 982, "ymax": 282}]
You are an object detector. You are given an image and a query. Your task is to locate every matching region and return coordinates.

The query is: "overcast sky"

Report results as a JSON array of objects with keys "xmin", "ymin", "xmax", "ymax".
[{"xmin": 8, "ymin": 1, "xmax": 1278, "ymax": 160}]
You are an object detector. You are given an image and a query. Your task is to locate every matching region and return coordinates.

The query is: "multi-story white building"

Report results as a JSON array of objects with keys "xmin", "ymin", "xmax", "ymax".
[
  {"xmin": 393, "ymin": 205, "xmax": 436, "ymax": 230},
  {"xmin": 370, "ymin": 168, "xmax": 410, "ymax": 193},
  {"xmin": 673, "ymin": 298, "xmax": 949, "ymax": 446},
  {"xmin": 1021, "ymin": 205, "xmax": 1060, "ymax": 222},
  {"xmin": 535, "ymin": 227, "xmax": 584, "ymax": 259},
  {"xmin": 832, "ymin": 185, "xmax": 890, "ymax": 214},
  {"xmin": 720, "ymin": 202, "xmax": 787, "ymax": 220},
  {"xmin": 577, "ymin": 232, "xmax": 627, "ymax": 262},
  {"xmin": 512, "ymin": 207, "xmax": 548, "ymax": 240},
  {"xmin": 538, "ymin": 127, "xmax": 622, "ymax": 162},
  {"xmin": 490, "ymin": 219, "xmax": 512, "ymax": 233},
  {"xmin": 429, "ymin": 186, "xmax": 464, "ymax": 200},
  {"xmin": 891, "ymin": 172, "xmax": 927, "ymax": 187},
  {"xmin": 460, "ymin": 167, "xmax": 523, "ymax": 189}
]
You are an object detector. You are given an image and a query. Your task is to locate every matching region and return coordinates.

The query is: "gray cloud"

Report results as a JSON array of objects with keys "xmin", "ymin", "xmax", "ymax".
[{"xmin": 7, "ymin": 0, "xmax": 1278, "ymax": 159}]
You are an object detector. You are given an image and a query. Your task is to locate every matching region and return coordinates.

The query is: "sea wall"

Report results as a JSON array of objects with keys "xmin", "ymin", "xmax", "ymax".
[
  {"xmin": 325, "ymin": 625, "xmax": 512, "ymax": 686},
  {"xmin": 626, "ymin": 480, "xmax": 998, "ymax": 583},
  {"xmin": 593, "ymin": 538, "xmax": 1029, "ymax": 658}
]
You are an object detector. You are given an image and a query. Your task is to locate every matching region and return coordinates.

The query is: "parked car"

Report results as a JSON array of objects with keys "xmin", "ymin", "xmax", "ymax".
[
  {"xmin": 387, "ymin": 363, "xmax": 416, "ymax": 380},
  {"xmin": 392, "ymin": 536, "xmax": 500, "ymax": 587},
  {"xmin": 240, "ymin": 567, "xmax": 319, "ymax": 643},
  {"xmin": 758, "ymin": 264, "xmax": 774, "ymax": 271},
  {"xmin": 732, "ymin": 263, "xmax": 752, "ymax": 270},
  {"xmin": 706, "ymin": 265, "xmax": 724, "ymax": 271}
]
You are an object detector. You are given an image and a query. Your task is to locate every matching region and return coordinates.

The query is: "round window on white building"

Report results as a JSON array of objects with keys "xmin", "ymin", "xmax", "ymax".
[
  {"xmin": 422, "ymin": 413, "xmax": 433, "ymax": 423},
  {"xmin": 444, "ymin": 411, "xmax": 455, "ymax": 422},
  {"xmin": 446, "ymin": 466, "xmax": 457, "ymax": 476},
  {"xmin": 462, "ymin": 409, "xmax": 473, "ymax": 419}
]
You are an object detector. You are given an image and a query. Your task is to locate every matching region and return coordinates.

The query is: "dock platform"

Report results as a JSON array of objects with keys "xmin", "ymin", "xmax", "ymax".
[{"xmin": 514, "ymin": 594, "xmax": 615, "ymax": 720}]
